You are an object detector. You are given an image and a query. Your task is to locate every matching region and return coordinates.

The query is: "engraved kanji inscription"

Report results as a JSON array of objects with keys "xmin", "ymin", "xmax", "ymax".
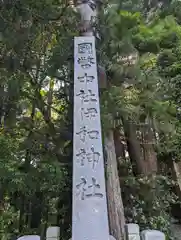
[
  {"xmin": 76, "ymin": 89, "xmax": 97, "ymax": 104},
  {"xmin": 81, "ymin": 107, "xmax": 98, "ymax": 120},
  {"xmin": 77, "ymin": 56, "xmax": 95, "ymax": 69},
  {"xmin": 77, "ymin": 73, "xmax": 95, "ymax": 83},
  {"xmin": 87, "ymin": 147, "xmax": 100, "ymax": 169},
  {"xmin": 76, "ymin": 177, "xmax": 103, "ymax": 200},
  {"xmin": 78, "ymin": 43, "xmax": 93, "ymax": 54},
  {"xmin": 76, "ymin": 147, "xmax": 100, "ymax": 169},
  {"xmin": 73, "ymin": 37, "xmax": 110, "ymax": 239},
  {"xmin": 76, "ymin": 126, "xmax": 99, "ymax": 142},
  {"xmin": 76, "ymin": 148, "xmax": 86, "ymax": 166}
]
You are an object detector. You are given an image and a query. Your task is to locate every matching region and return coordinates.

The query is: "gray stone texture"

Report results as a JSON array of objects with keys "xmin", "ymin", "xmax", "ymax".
[
  {"xmin": 46, "ymin": 226, "xmax": 60, "ymax": 240},
  {"xmin": 72, "ymin": 36, "xmax": 109, "ymax": 240},
  {"xmin": 17, "ymin": 236, "xmax": 40, "ymax": 240},
  {"xmin": 141, "ymin": 230, "xmax": 165, "ymax": 240},
  {"xmin": 125, "ymin": 224, "xmax": 140, "ymax": 240}
]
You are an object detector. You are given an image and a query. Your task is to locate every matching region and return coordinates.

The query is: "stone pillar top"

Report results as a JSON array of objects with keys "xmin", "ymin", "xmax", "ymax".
[
  {"xmin": 46, "ymin": 226, "xmax": 60, "ymax": 239},
  {"xmin": 17, "ymin": 235, "xmax": 40, "ymax": 240},
  {"xmin": 125, "ymin": 223, "xmax": 140, "ymax": 234},
  {"xmin": 141, "ymin": 230, "xmax": 165, "ymax": 240}
]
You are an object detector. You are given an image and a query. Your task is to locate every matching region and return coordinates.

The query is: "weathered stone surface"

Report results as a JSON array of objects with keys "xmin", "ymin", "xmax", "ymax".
[
  {"xmin": 72, "ymin": 36, "xmax": 109, "ymax": 240},
  {"xmin": 17, "ymin": 235, "xmax": 40, "ymax": 240},
  {"xmin": 125, "ymin": 224, "xmax": 140, "ymax": 240},
  {"xmin": 70, "ymin": 234, "xmax": 116, "ymax": 240},
  {"xmin": 46, "ymin": 226, "xmax": 60, "ymax": 240},
  {"xmin": 109, "ymin": 235, "xmax": 116, "ymax": 240},
  {"xmin": 141, "ymin": 230, "xmax": 165, "ymax": 240}
]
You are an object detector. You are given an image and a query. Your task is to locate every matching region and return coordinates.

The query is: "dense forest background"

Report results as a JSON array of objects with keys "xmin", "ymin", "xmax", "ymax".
[{"xmin": 1, "ymin": 0, "xmax": 181, "ymax": 239}]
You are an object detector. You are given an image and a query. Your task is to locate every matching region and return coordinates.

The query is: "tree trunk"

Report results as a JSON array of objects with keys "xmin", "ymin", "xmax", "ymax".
[
  {"xmin": 40, "ymin": 205, "xmax": 49, "ymax": 240},
  {"xmin": 19, "ymin": 195, "xmax": 25, "ymax": 233},
  {"xmin": 114, "ymin": 127, "xmax": 125, "ymax": 160},
  {"xmin": 0, "ymin": 84, "xmax": 4, "ymax": 127},
  {"xmin": 123, "ymin": 120, "xmax": 145, "ymax": 175},
  {"xmin": 171, "ymin": 161, "xmax": 181, "ymax": 199},
  {"xmin": 113, "ymin": 127, "xmax": 129, "ymax": 184},
  {"xmin": 123, "ymin": 119, "xmax": 157, "ymax": 176},
  {"xmin": 141, "ymin": 123, "xmax": 157, "ymax": 174},
  {"xmin": 104, "ymin": 130, "xmax": 125, "ymax": 240}
]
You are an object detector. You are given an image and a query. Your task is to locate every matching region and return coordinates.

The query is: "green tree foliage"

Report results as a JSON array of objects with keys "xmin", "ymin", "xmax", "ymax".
[
  {"xmin": 2, "ymin": 0, "xmax": 181, "ymax": 239},
  {"xmin": 98, "ymin": 1, "xmax": 181, "ymax": 238},
  {"xmin": 0, "ymin": 0, "xmax": 79, "ymax": 238}
]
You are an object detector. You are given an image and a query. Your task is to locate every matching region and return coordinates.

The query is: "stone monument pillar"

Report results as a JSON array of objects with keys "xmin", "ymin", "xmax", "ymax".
[
  {"xmin": 17, "ymin": 235, "xmax": 40, "ymax": 240},
  {"xmin": 141, "ymin": 230, "xmax": 165, "ymax": 240},
  {"xmin": 125, "ymin": 224, "xmax": 140, "ymax": 240},
  {"xmin": 46, "ymin": 226, "xmax": 60, "ymax": 240},
  {"xmin": 72, "ymin": 37, "xmax": 110, "ymax": 240},
  {"xmin": 72, "ymin": 0, "xmax": 109, "ymax": 239}
]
